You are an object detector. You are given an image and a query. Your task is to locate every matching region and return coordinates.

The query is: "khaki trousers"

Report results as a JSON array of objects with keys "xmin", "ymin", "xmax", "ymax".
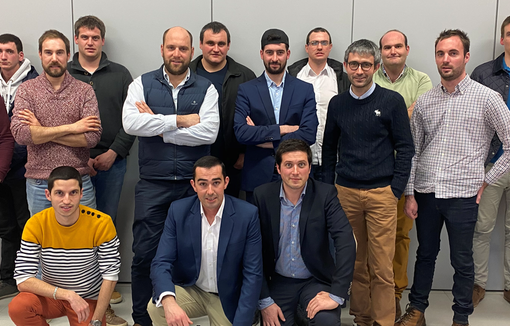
[
  {"xmin": 336, "ymin": 185, "xmax": 397, "ymax": 326},
  {"xmin": 147, "ymin": 285, "xmax": 231, "ymax": 326},
  {"xmin": 394, "ymin": 195, "xmax": 414, "ymax": 299}
]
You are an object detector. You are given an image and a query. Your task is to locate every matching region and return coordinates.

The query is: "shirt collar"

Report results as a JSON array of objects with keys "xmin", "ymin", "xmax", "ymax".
[
  {"xmin": 200, "ymin": 196, "xmax": 226, "ymax": 223},
  {"xmin": 440, "ymin": 74, "xmax": 471, "ymax": 95},
  {"xmin": 503, "ymin": 57, "xmax": 510, "ymax": 73},
  {"xmin": 264, "ymin": 70, "xmax": 286, "ymax": 88},
  {"xmin": 349, "ymin": 81, "xmax": 376, "ymax": 100},
  {"xmin": 303, "ymin": 62, "xmax": 331, "ymax": 77},
  {"xmin": 163, "ymin": 67, "xmax": 191, "ymax": 88},
  {"xmin": 279, "ymin": 182, "xmax": 307, "ymax": 203},
  {"xmin": 381, "ymin": 64, "xmax": 406, "ymax": 82}
]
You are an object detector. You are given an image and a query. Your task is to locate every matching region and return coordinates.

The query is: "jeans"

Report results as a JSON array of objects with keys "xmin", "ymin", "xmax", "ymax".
[
  {"xmin": 91, "ymin": 158, "xmax": 127, "ymax": 225},
  {"xmin": 26, "ymin": 175, "xmax": 96, "ymax": 216},
  {"xmin": 409, "ymin": 192, "xmax": 478, "ymax": 325}
]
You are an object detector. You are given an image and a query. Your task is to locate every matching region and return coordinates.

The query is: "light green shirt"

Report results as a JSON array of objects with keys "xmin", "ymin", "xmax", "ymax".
[{"xmin": 374, "ymin": 65, "xmax": 433, "ymax": 109}]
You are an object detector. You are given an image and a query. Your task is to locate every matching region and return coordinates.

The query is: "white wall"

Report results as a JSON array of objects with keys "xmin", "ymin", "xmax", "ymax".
[{"xmin": 2, "ymin": 0, "xmax": 508, "ymax": 289}]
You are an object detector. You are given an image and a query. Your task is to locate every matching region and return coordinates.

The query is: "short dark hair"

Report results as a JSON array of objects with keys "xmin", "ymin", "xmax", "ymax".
[
  {"xmin": 501, "ymin": 16, "xmax": 510, "ymax": 39},
  {"xmin": 306, "ymin": 27, "xmax": 331, "ymax": 44},
  {"xmin": 379, "ymin": 29, "xmax": 408, "ymax": 49},
  {"xmin": 193, "ymin": 156, "xmax": 226, "ymax": 180},
  {"xmin": 0, "ymin": 34, "xmax": 23, "ymax": 52},
  {"xmin": 47, "ymin": 166, "xmax": 83, "ymax": 192},
  {"xmin": 38, "ymin": 30, "xmax": 70, "ymax": 55},
  {"xmin": 162, "ymin": 27, "xmax": 193, "ymax": 47},
  {"xmin": 74, "ymin": 15, "xmax": 106, "ymax": 39},
  {"xmin": 344, "ymin": 39, "xmax": 381, "ymax": 65},
  {"xmin": 275, "ymin": 139, "xmax": 312, "ymax": 167},
  {"xmin": 200, "ymin": 21, "xmax": 230, "ymax": 44},
  {"xmin": 435, "ymin": 29, "xmax": 470, "ymax": 55}
]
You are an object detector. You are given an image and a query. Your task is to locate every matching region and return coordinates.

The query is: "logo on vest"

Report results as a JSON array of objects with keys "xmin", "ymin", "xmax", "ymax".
[
  {"xmin": 374, "ymin": 109, "xmax": 381, "ymax": 117},
  {"xmin": 191, "ymin": 100, "xmax": 198, "ymax": 106}
]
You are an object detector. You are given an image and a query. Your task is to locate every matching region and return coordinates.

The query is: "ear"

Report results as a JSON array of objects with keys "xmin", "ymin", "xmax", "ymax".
[
  {"xmin": 19, "ymin": 51, "xmax": 25, "ymax": 62},
  {"xmin": 223, "ymin": 176, "xmax": 230, "ymax": 190},
  {"xmin": 374, "ymin": 63, "xmax": 381, "ymax": 72},
  {"xmin": 161, "ymin": 44, "xmax": 164, "ymax": 57},
  {"xmin": 286, "ymin": 49, "xmax": 291, "ymax": 60},
  {"xmin": 191, "ymin": 47, "xmax": 194, "ymax": 59},
  {"xmin": 260, "ymin": 49, "xmax": 264, "ymax": 60},
  {"xmin": 190, "ymin": 179, "xmax": 197, "ymax": 193},
  {"xmin": 276, "ymin": 163, "xmax": 281, "ymax": 175},
  {"xmin": 464, "ymin": 51, "xmax": 470, "ymax": 64},
  {"xmin": 45, "ymin": 189, "xmax": 51, "ymax": 202},
  {"xmin": 74, "ymin": 35, "xmax": 79, "ymax": 44}
]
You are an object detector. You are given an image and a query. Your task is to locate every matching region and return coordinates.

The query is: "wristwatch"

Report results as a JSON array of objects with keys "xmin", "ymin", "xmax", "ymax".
[{"xmin": 89, "ymin": 320, "xmax": 101, "ymax": 326}]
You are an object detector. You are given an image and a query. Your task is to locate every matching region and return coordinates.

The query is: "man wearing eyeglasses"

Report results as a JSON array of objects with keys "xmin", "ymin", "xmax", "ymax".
[
  {"xmin": 373, "ymin": 29, "xmax": 432, "ymax": 321},
  {"xmin": 288, "ymin": 27, "xmax": 350, "ymax": 181},
  {"xmin": 323, "ymin": 39, "xmax": 414, "ymax": 326}
]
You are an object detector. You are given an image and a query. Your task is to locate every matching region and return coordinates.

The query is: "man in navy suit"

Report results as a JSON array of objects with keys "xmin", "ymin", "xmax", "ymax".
[
  {"xmin": 253, "ymin": 139, "xmax": 356, "ymax": 326},
  {"xmin": 148, "ymin": 156, "xmax": 263, "ymax": 326},
  {"xmin": 234, "ymin": 29, "xmax": 318, "ymax": 203}
]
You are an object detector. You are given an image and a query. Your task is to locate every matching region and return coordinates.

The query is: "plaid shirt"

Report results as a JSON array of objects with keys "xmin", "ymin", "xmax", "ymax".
[{"xmin": 405, "ymin": 75, "xmax": 510, "ymax": 198}]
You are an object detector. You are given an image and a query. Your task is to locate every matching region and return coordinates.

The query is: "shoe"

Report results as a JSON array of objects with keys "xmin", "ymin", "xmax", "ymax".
[
  {"xmin": 395, "ymin": 297, "xmax": 402, "ymax": 321},
  {"xmin": 395, "ymin": 305, "xmax": 426, "ymax": 326},
  {"xmin": 452, "ymin": 323, "xmax": 469, "ymax": 326},
  {"xmin": 110, "ymin": 290, "xmax": 123, "ymax": 304},
  {"xmin": 472, "ymin": 284, "xmax": 485, "ymax": 307},
  {"xmin": 105, "ymin": 305, "xmax": 127, "ymax": 326},
  {"xmin": 0, "ymin": 280, "xmax": 19, "ymax": 299},
  {"xmin": 504, "ymin": 289, "xmax": 510, "ymax": 304}
]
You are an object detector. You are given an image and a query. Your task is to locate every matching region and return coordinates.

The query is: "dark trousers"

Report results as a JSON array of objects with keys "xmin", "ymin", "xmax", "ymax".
[
  {"xmin": 0, "ymin": 179, "xmax": 30, "ymax": 281},
  {"xmin": 409, "ymin": 192, "xmax": 477, "ymax": 324},
  {"xmin": 266, "ymin": 273, "xmax": 341, "ymax": 326},
  {"xmin": 131, "ymin": 179, "xmax": 194, "ymax": 326}
]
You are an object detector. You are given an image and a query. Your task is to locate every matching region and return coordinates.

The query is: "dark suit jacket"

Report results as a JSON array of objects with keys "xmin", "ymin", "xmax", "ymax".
[
  {"xmin": 234, "ymin": 73, "xmax": 318, "ymax": 191},
  {"xmin": 253, "ymin": 178, "xmax": 355, "ymax": 300},
  {"xmin": 150, "ymin": 195, "xmax": 263, "ymax": 325}
]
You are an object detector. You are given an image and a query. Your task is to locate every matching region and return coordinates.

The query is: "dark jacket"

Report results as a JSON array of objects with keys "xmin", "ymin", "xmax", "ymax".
[
  {"xmin": 68, "ymin": 52, "xmax": 135, "ymax": 159},
  {"xmin": 138, "ymin": 67, "xmax": 211, "ymax": 180},
  {"xmin": 471, "ymin": 53, "xmax": 509, "ymax": 165},
  {"xmin": 0, "ymin": 100, "xmax": 14, "ymax": 181},
  {"xmin": 189, "ymin": 55, "xmax": 256, "ymax": 165},
  {"xmin": 288, "ymin": 57, "xmax": 350, "ymax": 94}
]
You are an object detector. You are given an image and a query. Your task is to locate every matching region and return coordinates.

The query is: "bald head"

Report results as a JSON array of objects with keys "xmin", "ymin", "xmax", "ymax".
[{"xmin": 162, "ymin": 26, "xmax": 193, "ymax": 47}]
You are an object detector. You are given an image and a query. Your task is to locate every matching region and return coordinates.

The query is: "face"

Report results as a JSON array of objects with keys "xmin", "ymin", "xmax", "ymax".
[
  {"xmin": 0, "ymin": 42, "xmax": 23, "ymax": 73},
  {"xmin": 277, "ymin": 151, "xmax": 311, "ymax": 191},
  {"xmin": 501, "ymin": 24, "xmax": 510, "ymax": 56},
  {"xmin": 435, "ymin": 36, "xmax": 469, "ymax": 82},
  {"xmin": 260, "ymin": 43, "xmax": 290, "ymax": 75},
  {"xmin": 200, "ymin": 29, "xmax": 230, "ymax": 67},
  {"xmin": 191, "ymin": 165, "xmax": 229, "ymax": 213},
  {"xmin": 305, "ymin": 32, "xmax": 332, "ymax": 63},
  {"xmin": 380, "ymin": 31, "xmax": 409, "ymax": 68},
  {"xmin": 75, "ymin": 27, "xmax": 104, "ymax": 60},
  {"xmin": 161, "ymin": 28, "xmax": 194, "ymax": 76},
  {"xmin": 344, "ymin": 52, "xmax": 379, "ymax": 92},
  {"xmin": 39, "ymin": 38, "xmax": 69, "ymax": 78},
  {"xmin": 45, "ymin": 179, "xmax": 83, "ymax": 222}
]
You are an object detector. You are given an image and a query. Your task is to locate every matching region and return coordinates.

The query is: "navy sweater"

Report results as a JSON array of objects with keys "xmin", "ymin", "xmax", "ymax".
[{"xmin": 322, "ymin": 84, "xmax": 414, "ymax": 198}]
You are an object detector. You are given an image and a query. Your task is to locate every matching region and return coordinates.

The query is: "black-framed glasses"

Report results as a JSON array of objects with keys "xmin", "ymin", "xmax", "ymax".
[
  {"xmin": 308, "ymin": 40, "xmax": 329, "ymax": 47},
  {"xmin": 347, "ymin": 61, "xmax": 373, "ymax": 71}
]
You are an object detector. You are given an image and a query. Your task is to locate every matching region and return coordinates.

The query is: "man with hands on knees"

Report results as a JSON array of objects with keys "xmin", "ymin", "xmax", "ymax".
[
  {"xmin": 147, "ymin": 156, "xmax": 262, "ymax": 326},
  {"xmin": 8, "ymin": 166, "xmax": 121, "ymax": 326},
  {"xmin": 253, "ymin": 139, "xmax": 356, "ymax": 326}
]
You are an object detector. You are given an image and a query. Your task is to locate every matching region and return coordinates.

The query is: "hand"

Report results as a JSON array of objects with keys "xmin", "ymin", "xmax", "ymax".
[
  {"xmin": 71, "ymin": 116, "xmax": 101, "ymax": 134},
  {"xmin": 246, "ymin": 116, "xmax": 255, "ymax": 126},
  {"xmin": 19, "ymin": 109, "xmax": 41, "ymax": 126},
  {"xmin": 404, "ymin": 195, "xmax": 418, "ymax": 220},
  {"xmin": 93, "ymin": 150, "xmax": 118, "ymax": 171},
  {"xmin": 162, "ymin": 296, "xmax": 193, "ymax": 326},
  {"xmin": 476, "ymin": 182, "xmax": 488, "ymax": 204},
  {"xmin": 66, "ymin": 291, "xmax": 90, "ymax": 323},
  {"xmin": 233, "ymin": 154, "xmax": 245, "ymax": 170},
  {"xmin": 306, "ymin": 291, "xmax": 339, "ymax": 319},
  {"xmin": 256, "ymin": 142, "xmax": 274, "ymax": 149},
  {"xmin": 176, "ymin": 114, "xmax": 200, "ymax": 128},
  {"xmin": 261, "ymin": 303, "xmax": 285, "ymax": 326},
  {"xmin": 279, "ymin": 125, "xmax": 299, "ymax": 135},
  {"xmin": 87, "ymin": 158, "xmax": 97, "ymax": 177},
  {"xmin": 407, "ymin": 102, "xmax": 416, "ymax": 119},
  {"xmin": 135, "ymin": 101, "xmax": 155, "ymax": 115}
]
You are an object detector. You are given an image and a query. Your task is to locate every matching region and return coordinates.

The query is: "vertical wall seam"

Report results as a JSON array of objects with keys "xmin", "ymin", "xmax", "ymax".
[
  {"xmin": 211, "ymin": 0, "xmax": 214, "ymax": 21},
  {"xmin": 351, "ymin": 0, "xmax": 355, "ymax": 43},
  {"xmin": 493, "ymin": 0, "xmax": 499, "ymax": 59},
  {"xmin": 71, "ymin": 0, "xmax": 75, "ymax": 54}
]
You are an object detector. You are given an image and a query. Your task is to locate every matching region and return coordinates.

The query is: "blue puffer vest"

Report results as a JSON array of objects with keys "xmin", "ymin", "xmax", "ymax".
[{"xmin": 139, "ymin": 67, "xmax": 211, "ymax": 180}]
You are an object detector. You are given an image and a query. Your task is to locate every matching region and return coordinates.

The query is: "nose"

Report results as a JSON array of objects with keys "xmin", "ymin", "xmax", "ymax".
[
  {"xmin": 0, "ymin": 52, "xmax": 6, "ymax": 59},
  {"xmin": 206, "ymin": 184, "xmax": 214, "ymax": 195},
  {"xmin": 355, "ymin": 65, "xmax": 364, "ymax": 73},
  {"xmin": 213, "ymin": 44, "xmax": 219, "ymax": 52},
  {"xmin": 50, "ymin": 52, "xmax": 58, "ymax": 62},
  {"xmin": 390, "ymin": 46, "xmax": 396, "ymax": 54},
  {"xmin": 271, "ymin": 52, "xmax": 278, "ymax": 62},
  {"xmin": 292, "ymin": 165, "xmax": 299, "ymax": 174}
]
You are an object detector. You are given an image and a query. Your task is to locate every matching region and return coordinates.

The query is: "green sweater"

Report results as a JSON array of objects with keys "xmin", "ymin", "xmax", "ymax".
[{"xmin": 374, "ymin": 66, "xmax": 432, "ymax": 108}]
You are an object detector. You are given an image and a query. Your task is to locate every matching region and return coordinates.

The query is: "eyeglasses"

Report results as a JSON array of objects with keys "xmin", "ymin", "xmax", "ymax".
[
  {"xmin": 308, "ymin": 40, "xmax": 330, "ymax": 47},
  {"xmin": 347, "ymin": 61, "xmax": 374, "ymax": 71}
]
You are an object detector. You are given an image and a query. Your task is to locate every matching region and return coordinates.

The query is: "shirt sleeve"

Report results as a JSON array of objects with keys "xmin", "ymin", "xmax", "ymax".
[
  {"xmin": 162, "ymin": 84, "xmax": 219, "ymax": 146},
  {"xmin": 82, "ymin": 86, "xmax": 102, "ymax": 148},
  {"xmin": 405, "ymin": 100, "xmax": 425, "ymax": 196}
]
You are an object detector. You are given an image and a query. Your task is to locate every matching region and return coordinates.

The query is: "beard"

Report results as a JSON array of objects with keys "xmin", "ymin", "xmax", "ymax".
[
  {"xmin": 164, "ymin": 57, "xmax": 190, "ymax": 76},
  {"xmin": 437, "ymin": 64, "xmax": 464, "ymax": 81},
  {"xmin": 44, "ymin": 61, "xmax": 66, "ymax": 78},
  {"xmin": 264, "ymin": 60, "xmax": 286, "ymax": 75}
]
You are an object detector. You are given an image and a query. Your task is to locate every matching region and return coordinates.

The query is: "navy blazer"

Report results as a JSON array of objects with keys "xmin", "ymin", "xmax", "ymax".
[
  {"xmin": 150, "ymin": 195, "xmax": 263, "ymax": 325},
  {"xmin": 234, "ymin": 73, "xmax": 318, "ymax": 191},
  {"xmin": 253, "ymin": 178, "xmax": 356, "ymax": 300}
]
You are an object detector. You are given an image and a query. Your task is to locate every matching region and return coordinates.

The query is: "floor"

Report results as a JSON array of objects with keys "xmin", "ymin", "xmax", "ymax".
[{"xmin": 1, "ymin": 283, "xmax": 509, "ymax": 325}]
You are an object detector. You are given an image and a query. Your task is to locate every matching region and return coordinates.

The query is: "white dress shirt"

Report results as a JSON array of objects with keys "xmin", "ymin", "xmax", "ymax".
[
  {"xmin": 296, "ymin": 63, "xmax": 337, "ymax": 165},
  {"xmin": 122, "ymin": 67, "xmax": 219, "ymax": 146}
]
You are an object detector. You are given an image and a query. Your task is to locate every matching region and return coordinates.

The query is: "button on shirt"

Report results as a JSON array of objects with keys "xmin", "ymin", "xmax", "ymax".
[
  {"xmin": 297, "ymin": 64, "xmax": 338, "ymax": 165},
  {"xmin": 264, "ymin": 71, "xmax": 285, "ymax": 124},
  {"xmin": 405, "ymin": 75, "xmax": 510, "ymax": 198}
]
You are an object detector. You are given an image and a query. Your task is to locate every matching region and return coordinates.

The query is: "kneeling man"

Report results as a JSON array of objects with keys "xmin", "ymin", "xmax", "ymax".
[
  {"xmin": 148, "ymin": 156, "xmax": 263, "ymax": 326},
  {"xmin": 254, "ymin": 139, "xmax": 356, "ymax": 326},
  {"xmin": 8, "ymin": 166, "xmax": 120, "ymax": 326}
]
